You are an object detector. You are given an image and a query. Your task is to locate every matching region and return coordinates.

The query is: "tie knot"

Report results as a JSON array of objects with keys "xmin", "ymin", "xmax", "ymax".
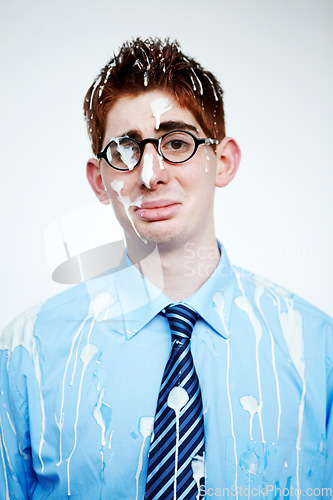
[{"xmin": 163, "ymin": 304, "xmax": 199, "ymax": 344}]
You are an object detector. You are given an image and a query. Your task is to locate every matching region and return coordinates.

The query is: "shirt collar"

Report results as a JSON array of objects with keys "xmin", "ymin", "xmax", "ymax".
[
  {"xmin": 184, "ymin": 241, "xmax": 235, "ymax": 339},
  {"xmin": 94, "ymin": 240, "xmax": 235, "ymax": 339},
  {"xmin": 113, "ymin": 264, "xmax": 170, "ymax": 338}
]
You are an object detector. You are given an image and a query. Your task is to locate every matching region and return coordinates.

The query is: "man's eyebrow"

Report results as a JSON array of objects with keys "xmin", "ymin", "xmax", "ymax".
[
  {"xmin": 117, "ymin": 121, "xmax": 199, "ymax": 140},
  {"xmin": 120, "ymin": 129, "xmax": 141, "ymax": 139},
  {"xmin": 158, "ymin": 121, "xmax": 199, "ymax": 134}
]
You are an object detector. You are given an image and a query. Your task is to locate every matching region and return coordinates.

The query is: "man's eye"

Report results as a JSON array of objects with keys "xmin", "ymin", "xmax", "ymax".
[
  {"xmin": 171, "ymin": 140, "xmax": 184, "ymax": 150},
  {"xmin": 164, "ymin": 140, "xmax": 189, "ymax": 151}
]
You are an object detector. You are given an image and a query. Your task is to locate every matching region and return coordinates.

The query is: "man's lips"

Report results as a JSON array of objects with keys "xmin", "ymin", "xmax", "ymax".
[{"xmin": 135, "ymin": 200, "xmax": 181, "ymax": 221}]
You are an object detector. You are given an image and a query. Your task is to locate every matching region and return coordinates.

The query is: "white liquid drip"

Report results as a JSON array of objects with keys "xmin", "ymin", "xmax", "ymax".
[
  {"xmin": 114, "ymin": 139, "xmax": 137, "ymax": 170},
  {"xmin": 235, "ymin": 272, "xmax": 265, "ymax": 443},
  {"xmin": 89, "ymin": 293, "xmax": 115, "ymax": 321},
  {"xmin": 140, "ymin": 47, "xmax": 151, "ymax": 87},
  {"xmin": 93, "ymin": 388, "xmax": 107, "ymax": 446},
  {"xmin": 191, "ymin": 69, "xmax": 203, "ymax": 95},
  {"xmin": 108, "ymin": 429, "xmax": 113, "ymax": 449},
  {"xmin": 203, "ymin": 146, "xmax": 210, "ymax": 173},
  {"xmin": 190, "ymin": 75, "xmax": 197, "ymax": 93},
  {"xmin": 133, "ymin": 59, "xmax": 143, "ymax": 70},
  {"xmin": 158, "ymin": 155, "xmax": 165, "ymax": 170},
  {"xmin": 0, "ymin": 308, "xmax": 46, "ymax": 472},
  {"xmin": 141, "ymin": 153, "xmax": 154, "ymax": 189},
  {"xmin": 204, "ymin": 74, "xmax": 219, "ymax": 101},
  {"xmin": 110, "ymin": 180, "xmax": 147, "ymax": 244},
  {"xmin": 70, "ymin": 317, "xmax": 89, "ymax": 387},
  {"xmin": 150, "ymin": 97, "xmax": 172, "ymax": 130},
  {"xmin": 100, "ymin": 449, "xmax": 104, "ymax": 474},
  {"xmin": 135, "ymin": 416, "xmax": 154, "ymax": 500},
  {"xmin": 98, "ymin": 84, "xmax": 104, "ymax": 99},
  {"xmin": 0, "ymin": 413, "xmax": 9, "ymax": 499},
  {"xmin": 56, "ymin": 326, "xmax": 82, "ymax": 467},
  {"xmin": 226, "ymin": 339, "xmax": 238, "ymax": 497},
  {"xmin": 279, "ymin": 298, "xmax": 305, "ymax": 380},
  {"xmin": 67, "ymin": 316, "xmax": 98, "ymax": 496},
  {"xmin": 6, "ymin": 412, "xmax": 16, "ymax": 435},
  {"xmin": 89, "ymin": 75, "xmax": 102, "ymax": 112},
  {"xmin": 191, "ymin": 454, "xmax": 205, "ymax": 500},
  {"xmin": 213, "ymin": 291, "xmax": 237, "ymax": 492},
  {"xmin": 98, "ymin": 63, "xmax": 114, "ymax": 101},
  {"xmin": 253, "ymin": 277, "xmax": 281, "ymax": 443},
  {"xmin": 0, "ymin": 414, "xmax": 15, "ymax": 477},
  {"xmin": 275, "ymin": 292, "xmax": 305, "ymax": 498},
  {"xmin": 212, "ymin": 292, "xmax": 229, "ymax": 336},
  {"xmin": 168, "ymin": 387, "xmax": 189, "ymax": 499},
  {"xmin": 240, "ymin": 395, "xmax": 260, "ymax": 440}
]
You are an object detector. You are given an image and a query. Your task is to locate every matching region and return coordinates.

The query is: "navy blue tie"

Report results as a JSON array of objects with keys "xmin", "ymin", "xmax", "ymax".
[{"xmin": 145, "ymin": 303, "xmax": 205, "ymax": 499}]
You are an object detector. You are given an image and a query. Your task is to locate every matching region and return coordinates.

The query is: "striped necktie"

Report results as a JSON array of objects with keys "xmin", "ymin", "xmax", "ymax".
[{"xmin": 145, "ymin": 303, "xmax": 205, "ymax": 499}]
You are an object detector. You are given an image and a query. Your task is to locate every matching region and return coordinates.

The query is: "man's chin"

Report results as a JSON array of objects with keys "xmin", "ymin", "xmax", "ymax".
[{"xmin": 129, "ymin": 225, "xmax": 186, "ymax": 247}]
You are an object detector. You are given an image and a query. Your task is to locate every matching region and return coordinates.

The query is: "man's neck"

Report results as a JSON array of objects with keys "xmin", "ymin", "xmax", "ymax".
[{"xmin": 126, "ymin": 235, "xmax": 220, "ymax": 301}]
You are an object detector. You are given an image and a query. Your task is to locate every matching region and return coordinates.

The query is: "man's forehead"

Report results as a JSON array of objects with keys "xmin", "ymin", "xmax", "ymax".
[{"xmin": 104, "ymin": 91, "xmax": 202, "ymax": 138}]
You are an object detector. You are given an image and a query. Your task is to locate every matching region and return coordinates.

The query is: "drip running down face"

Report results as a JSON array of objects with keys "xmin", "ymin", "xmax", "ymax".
[{"xmin": 85, "ymin": 38, "xmax": 240, "ymax": 249}]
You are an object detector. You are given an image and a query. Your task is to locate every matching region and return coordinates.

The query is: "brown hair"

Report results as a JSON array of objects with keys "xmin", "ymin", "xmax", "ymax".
[{"xmin": 84, "ymin": 37, "xmax": 225, "ymax": 155}]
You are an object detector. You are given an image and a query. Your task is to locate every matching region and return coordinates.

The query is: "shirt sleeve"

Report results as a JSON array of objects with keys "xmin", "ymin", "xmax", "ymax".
[
  {"xmin": 0, "ymin": 319, "xmax": 38, "ymax": 499},
  {"xmin": 324, "ymin": 318, "xmax": 333, "ymax": 488}
]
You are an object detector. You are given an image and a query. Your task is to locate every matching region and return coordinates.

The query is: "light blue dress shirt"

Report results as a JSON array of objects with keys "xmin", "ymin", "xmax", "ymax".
[{"xmin": 0, "ymin": 244, "xmax": 332, "ymax": 499}]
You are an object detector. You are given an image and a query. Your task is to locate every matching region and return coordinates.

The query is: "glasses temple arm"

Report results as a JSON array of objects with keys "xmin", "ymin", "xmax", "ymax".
[{"xmin": 204, "ymin": 138, "xmax": 220, "ymax": 145}]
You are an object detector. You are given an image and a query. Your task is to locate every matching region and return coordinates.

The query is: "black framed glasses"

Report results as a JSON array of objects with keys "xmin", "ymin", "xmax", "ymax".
[{"xmin": 97, "ymin": 130, "xmax": 219, "ymax": 171}]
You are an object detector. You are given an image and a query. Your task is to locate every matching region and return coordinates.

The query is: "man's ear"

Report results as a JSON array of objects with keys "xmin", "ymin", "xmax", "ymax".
[
  {"xmin": 215, "ymin": 137, "xmax": 241, "ymax": 188},
  {"xmin": 86, "ymin": 158, "xmax": 110, "ymax": 205}
]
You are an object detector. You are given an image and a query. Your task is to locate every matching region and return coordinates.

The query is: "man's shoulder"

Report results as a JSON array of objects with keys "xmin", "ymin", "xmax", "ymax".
[
  {"xmin": 4, "ymin": 282, "xmax": 85, "ymax": 325},
  {"xmin": 39, "ymin": 269, "xmax": 119, "ymax": 316},
  {"xmin": 0, "ymin": 302, "xmax": 43, "ymax": 354},
  {"xmin": 1, "ymin": 272, "xmax": 119, "ymax": 347},
  {"xmin": 231, "ymin": 264, "xmax": 332, "ymax": 328}
]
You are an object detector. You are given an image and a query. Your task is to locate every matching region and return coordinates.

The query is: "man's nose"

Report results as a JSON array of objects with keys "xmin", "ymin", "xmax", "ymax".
[{"xmin": 140, "ymin": 143, "xmax": 169, "ymax": 189}]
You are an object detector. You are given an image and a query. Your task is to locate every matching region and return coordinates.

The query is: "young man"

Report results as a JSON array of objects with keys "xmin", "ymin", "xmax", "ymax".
[{"xmin": 0, "ymin": 38, "xmax": 332, "ymax": 499}]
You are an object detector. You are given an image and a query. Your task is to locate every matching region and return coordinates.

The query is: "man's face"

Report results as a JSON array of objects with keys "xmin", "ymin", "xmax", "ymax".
[{"xmin": 88, "ymin": 90, "xmax": 225, "ymax": 249}]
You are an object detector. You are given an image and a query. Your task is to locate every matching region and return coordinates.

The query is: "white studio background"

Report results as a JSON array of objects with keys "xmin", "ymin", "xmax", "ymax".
[{"xmin": 0, "ymin": 0, "xmax": 332, "ymax": 332}]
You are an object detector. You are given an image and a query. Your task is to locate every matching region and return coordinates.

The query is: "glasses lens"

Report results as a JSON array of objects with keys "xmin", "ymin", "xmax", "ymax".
[
  {"xmin": 160, "ymin": 131, "xmax": 196, "ymax": 163},
  {"xmin": 106, "ymin": 137, "xmax": 140, "ymax": 170}
]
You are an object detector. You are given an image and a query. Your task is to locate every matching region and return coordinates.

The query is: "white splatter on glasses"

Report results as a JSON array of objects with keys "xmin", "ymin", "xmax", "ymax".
[{"xmin": 97, "ymin": 130, "xmax": 219, "ymax": 171}]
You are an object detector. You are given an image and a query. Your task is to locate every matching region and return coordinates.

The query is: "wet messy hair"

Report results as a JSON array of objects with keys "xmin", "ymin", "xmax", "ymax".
[{"xmin": 84, "ymin": 37, "xmax": 225, "ymax": 156}]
